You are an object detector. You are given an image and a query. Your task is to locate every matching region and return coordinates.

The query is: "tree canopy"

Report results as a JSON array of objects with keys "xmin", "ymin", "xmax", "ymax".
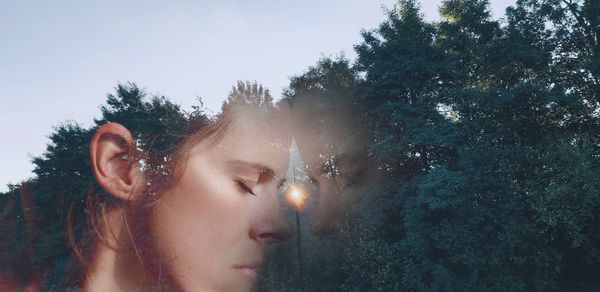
[
  {"xmin": 1, "ymin": 0, "xmax": 600, "ymax": 290},
  {"xmin": 262, "ymin": 0, "xmax": 600, "ymax": 290}
]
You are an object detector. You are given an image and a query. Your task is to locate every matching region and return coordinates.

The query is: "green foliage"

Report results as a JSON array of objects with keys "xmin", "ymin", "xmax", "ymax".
[
  {"xmin": 355, "ymin": 0, "xmax": 441, "ymax": 103},
  {"xmin": 263, "ymin": 0, "xmax": 600, "ymax": 291},
  {"xmin": 284, "ymin": 55, "xmax": 359, "ymax": 101},
  {"xmin": 96, "ymin": 82, "xmax": 189, "ymax": 156},
  {"xmin": 1, "ymin": 0, "xmax": 599, "ymax": 290}
]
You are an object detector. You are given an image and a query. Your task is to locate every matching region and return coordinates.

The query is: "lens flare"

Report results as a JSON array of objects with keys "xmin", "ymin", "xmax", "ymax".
[{"xmin": 286, "ymin": 184, "xmax": 306, "ymax": 209}]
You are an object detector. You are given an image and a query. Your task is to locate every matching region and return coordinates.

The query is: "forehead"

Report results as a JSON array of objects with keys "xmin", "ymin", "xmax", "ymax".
[{"xmin": 211, "ymin": 106, "xmax": 292, "ymax": 177}]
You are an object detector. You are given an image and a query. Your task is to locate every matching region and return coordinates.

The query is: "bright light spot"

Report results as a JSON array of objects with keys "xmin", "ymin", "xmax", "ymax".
[
  {"xmin": 291, "ymin": 188, "xmax": 301, "ymax": 201},
  {"xmin": 286, "ymin": 184, "xmax": 306, "ymax": 210},
  {"xmin": 436, "ymin": 103, "xmax": 460, "ymax": 122}
]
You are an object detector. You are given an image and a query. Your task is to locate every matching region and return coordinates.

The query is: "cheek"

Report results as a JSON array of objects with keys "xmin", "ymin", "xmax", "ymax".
[{"xmin": 146, "ymin": 160, "xmax": 251, "ymax": 289}]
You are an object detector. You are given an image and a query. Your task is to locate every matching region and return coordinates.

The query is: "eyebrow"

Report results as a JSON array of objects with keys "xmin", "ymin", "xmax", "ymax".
[{"xmin": 226, "ymin": 159, "xmax": 283, "ymax": 181}]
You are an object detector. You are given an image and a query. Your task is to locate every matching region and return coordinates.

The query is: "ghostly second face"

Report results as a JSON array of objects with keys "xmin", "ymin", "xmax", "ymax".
[
  {"xmin": 147, "ymin": 106, "xmax": 292, "ymax": 291},
  {"xmin": 291, "ymin": 97, "xmax": 375, "ymax": 239}
]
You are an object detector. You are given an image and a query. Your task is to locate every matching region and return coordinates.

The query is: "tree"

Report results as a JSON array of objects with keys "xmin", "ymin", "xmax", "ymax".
[
  {"xmin": 272, "ymin": 0, "xmax": 600, "ymax": 290},
  {"xmin": 224, "ymin": 80, "xmax": 274, "ymax": 110}
]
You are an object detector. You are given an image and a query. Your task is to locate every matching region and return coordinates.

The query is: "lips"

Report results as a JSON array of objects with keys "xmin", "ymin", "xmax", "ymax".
[{"xmin": 233, "ymin": 263, "xmax": 261, "ymax": 281}]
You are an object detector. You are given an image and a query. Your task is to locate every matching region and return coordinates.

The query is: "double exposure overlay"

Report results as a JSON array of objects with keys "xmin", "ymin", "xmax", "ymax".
[{"xmin": 2, "ymin": 0, "xmax": 600, "ymax": 291}]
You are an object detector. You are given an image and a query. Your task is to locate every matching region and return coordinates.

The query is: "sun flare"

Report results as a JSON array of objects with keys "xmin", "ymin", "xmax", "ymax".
[{"xmin": 286, "ymin": 184, "xmax": 306, "ymax": 209}]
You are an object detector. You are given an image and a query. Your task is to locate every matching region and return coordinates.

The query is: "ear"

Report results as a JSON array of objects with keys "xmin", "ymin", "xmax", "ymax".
[{"xmin": 90, "ymin": 123, "xmax": 144, "ymax": 201}]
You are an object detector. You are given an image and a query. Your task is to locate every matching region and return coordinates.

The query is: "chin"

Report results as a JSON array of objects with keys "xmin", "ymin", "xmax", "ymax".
[{"xmin": 171, "ymin": 275, "xmax": 253, "ymax": 292}]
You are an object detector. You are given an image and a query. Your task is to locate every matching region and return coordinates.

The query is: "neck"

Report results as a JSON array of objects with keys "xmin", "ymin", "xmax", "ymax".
[{"xmin": 83, "ymin": 212, "xmax": 153, "ymax": 291}]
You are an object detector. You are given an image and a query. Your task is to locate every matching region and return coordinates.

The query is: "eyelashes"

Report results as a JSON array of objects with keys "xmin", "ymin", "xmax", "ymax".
[{"xmin": 236, "ymin": 180, "xmax": 256, "ymax": 196}]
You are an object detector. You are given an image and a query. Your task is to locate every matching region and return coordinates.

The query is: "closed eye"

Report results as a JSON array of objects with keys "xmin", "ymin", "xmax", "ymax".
[{"xmin": 236, "ymin": 180, "xmax": 256, "ymax": 196}]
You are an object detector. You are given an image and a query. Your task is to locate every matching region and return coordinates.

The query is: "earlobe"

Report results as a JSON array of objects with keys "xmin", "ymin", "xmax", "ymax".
[{"xmin": 90, "ymin": 123, "xmax": 143, "ymax": 201}]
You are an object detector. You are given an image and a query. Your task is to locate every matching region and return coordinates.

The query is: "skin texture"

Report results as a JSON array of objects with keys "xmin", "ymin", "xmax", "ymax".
[
  {"xmin": 87, "ymin": 107, "xmax": 293, "ymax": 291},
  {"xmin": 146, "ymin": 107, "xmax": 292, "ymax": 291}
]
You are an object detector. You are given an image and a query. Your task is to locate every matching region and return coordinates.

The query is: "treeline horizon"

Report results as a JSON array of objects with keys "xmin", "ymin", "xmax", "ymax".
[{"xmin": 2, "ymin": 0, "xmax": 600, "ymax": 290}]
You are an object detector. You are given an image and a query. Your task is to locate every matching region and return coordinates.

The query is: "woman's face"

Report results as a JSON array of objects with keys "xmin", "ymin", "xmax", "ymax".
[{"xmin": 147, "ymin": 108, "xmax": 292, "ymax": 291}]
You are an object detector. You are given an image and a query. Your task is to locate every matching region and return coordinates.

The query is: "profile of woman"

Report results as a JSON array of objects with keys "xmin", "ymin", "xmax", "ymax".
[{"xmin": 83, "ymin": 101, "xmax": 293, "ymax": 291}]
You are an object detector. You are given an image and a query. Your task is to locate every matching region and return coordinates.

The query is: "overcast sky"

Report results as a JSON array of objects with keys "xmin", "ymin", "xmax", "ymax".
[{"xmin": 0, "ymin": 0, "xmax": 515, "ymax": 192}]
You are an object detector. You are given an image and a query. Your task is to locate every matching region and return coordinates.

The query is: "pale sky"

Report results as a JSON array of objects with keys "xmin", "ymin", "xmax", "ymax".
[{"xmin": 0, "ymin": 0, "xmax": 515, "ymax": 192}]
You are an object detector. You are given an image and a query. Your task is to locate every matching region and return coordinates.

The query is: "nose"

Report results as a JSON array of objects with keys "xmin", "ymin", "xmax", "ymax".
[
  {"xmin": 250, "ymin": 221, "xmax": 292, "ymax": 245},
  {"xmin": 249, "ymin": 183, "xmax": 292, "ymax": 245}
]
